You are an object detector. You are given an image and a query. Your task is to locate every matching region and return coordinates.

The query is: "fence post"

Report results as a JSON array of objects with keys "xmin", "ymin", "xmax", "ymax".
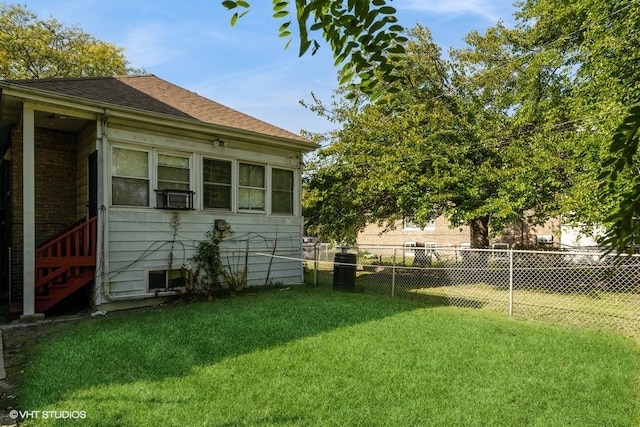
[
  {"xmin": 313, "ymin": 244, "xmax": 318, "ymax": 287},
  {"xmin": 392, "ymin": 247, "xmax": 396, "ymax": 297},
  {"xmin": 509, "ymin": 248, "xmax": 514, "ymax": 317}
]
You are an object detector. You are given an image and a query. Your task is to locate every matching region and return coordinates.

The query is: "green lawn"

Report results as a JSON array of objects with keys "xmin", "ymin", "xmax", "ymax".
[
  {"xmin": 307, "ymin": 263, "xmax": 639, "ymax": 335},
  {"xmin": 18, "ymin": 287, "xmax": 640, "ymax": 426}
]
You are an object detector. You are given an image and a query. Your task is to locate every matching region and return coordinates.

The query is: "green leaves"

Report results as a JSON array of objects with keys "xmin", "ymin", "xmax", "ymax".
[
  {"xmin": 222, "ymin": 0, "xmax": 251, "ymax": 26},
  {"xmin": 303, "ymin": 23, "xmax": 580, "ymax": 246},
  {"xmin": 222, "ymin": 0, "xmax": 406, "ymax": 99},
  {"xmin": 608, "ymin": 105, "xmax": 640, "ymax": 169},
  {"xmin": 523, "ymin": 0, "xmax": 640, "ymax": 253},
  {"xmin": 0, "ymin": 3, "xmax": 137, "ymax": 79},
  {"xmin": 599, "ymin": 104, "xmax": 640, "ymax": 253}
]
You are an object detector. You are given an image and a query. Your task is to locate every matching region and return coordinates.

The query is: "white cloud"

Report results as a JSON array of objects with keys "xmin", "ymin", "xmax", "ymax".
[
  {"xmin": 195, "ymin": 60, "xmax": 305, "ymax": 110},
  {"xmin": 123, "ymin": 23, "xmax": 184, "ymax": 68},
  {"xmin": 400, "ymin": 0, "xmax": 504, "ymax": 23},
  {"xmin": 191, "ymin": 58, "xmax": 336, "ymax": 134}
]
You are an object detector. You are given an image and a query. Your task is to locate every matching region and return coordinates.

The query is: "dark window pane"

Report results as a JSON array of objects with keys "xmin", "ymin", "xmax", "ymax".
[
  {"xmin": 203, "ymin": 159, "xmax": 231, "ymax": 184},
  {"xmin": 158, "ymin": 181, "xmax": 190, "ymax": 192},
  {"xmin": 272, "ymin": 191, "xmax": 293, "ymax": 214},
  {"xmin": 272, "ymin": 169, "xmax": 294, "ymax": 214},
  {"xmin": 239, "ymin": 163, "xmax": 264, "ymax": 187},
  {"xmin": 203, "ymin": 158, "xmax": 232, "ymax": 209},
  {"xmin": 158, "ymin": 166, "xmax": 190, "ymax": 184},
  {"xmin": 112, "ymin": 177, "xmax": 149, "ymax": 206},
  {"xmin": 204, "ymin": 184, "xmax": 231, "ymax": 210},
  {"xmin": 168, "ymin": 270, "xmax": 186, "ymax": 288},
  {"xmin": 272, "ymin": 169, "xmax": 293, "ymax": 191},
  {"xmin": 149, "ymin": 270, "xmax": 166, "ymax": 290}
]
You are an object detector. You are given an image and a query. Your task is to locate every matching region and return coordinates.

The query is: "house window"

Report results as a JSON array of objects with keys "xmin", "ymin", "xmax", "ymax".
[
  {"xmin": 148, "ymin": 269, "xmax": 187, "ymax": 290},
  {"xmin": 203, "ymin": 158, "xmax": 232, "ymax": 210},
  {"xmin": 403, "ymin": 216, "xmax": 436, "ymax": 231},
  {"xmin": 112, "ymin": 147, "xmax": 149, "ymax": 206},
  {"xmin": 157, "ymin": 154, "xmax": 190, "ymax": 191},
  {"xmin": 239, "ymin": 163, "xmax": 265, "ymax": 211},
  {"xmin": 272, "ymin": 168, "xmax": 294, "ymax": 214}
]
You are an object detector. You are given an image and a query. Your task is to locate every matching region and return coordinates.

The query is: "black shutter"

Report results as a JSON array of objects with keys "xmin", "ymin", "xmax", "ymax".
[{"xmin": 88, "ymin": 151, "xmax": 98, "ymax": 218}]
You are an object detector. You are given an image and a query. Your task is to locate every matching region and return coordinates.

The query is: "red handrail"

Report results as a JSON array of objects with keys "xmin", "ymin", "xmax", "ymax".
[
  {"xmin": 34, "ymin": 217, "xmax": 97, "ymax": 311},
  {"xmin": 36, "ymin": 216, "xmax": 97, "ymax": 260}
]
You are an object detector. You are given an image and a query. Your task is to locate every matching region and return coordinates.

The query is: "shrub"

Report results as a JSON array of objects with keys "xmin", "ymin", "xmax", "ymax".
[{"xmin": 188, "ymin": 225, "xmax": 230, "ymax": 297}]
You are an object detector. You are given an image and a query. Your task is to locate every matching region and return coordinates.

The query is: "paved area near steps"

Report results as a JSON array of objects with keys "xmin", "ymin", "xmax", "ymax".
[
  {"xmin": 0, "ymin": 330, "xmax": 16, "ymax": 427},
  {"xmin": 0, "ymin": 317, "xmax": 89, "ymax": 427},
  {"xmin": 0, "ymin": 305, "xmax": 172, "ymax": 427}
]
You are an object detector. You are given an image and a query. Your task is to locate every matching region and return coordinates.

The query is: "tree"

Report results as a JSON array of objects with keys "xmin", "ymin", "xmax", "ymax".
[
  {"xmin": 512, "ymin": 0, "xmax": 640, "ymax": 252},
  {"xmin": 297, "ymin": 0, "xmax": 639, "ymax": 252},
  {"xmin": 221, "ymin": 0, "xmax": 407, "ymax": 99},
  {"xmin": 602, "ymin": 106, "xmax": 640, "ymax": 252},
  {"xmin": 0, "ymin": 3, "xmax": 139, "ymax": 79},
  {"xmin": 303, "ymin": 25, "xmax": 575, "ymax": 247}
]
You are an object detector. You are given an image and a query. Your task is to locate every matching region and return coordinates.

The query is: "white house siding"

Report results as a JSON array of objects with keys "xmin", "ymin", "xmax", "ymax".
[
  {"xmin": 98, "ymin": 124, "xmax": 305, "ymax": 303},
  {"xmin": 104, "ymin": 210, "xmax": 303, "ymax": 299},
  {"xmin": 559, "ymin": 223, "xmax": 604, "ymax": 249}
]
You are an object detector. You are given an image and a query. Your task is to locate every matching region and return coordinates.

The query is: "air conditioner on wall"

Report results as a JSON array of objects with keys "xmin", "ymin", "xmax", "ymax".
[
  {"xmin": 155, "ymin": 189, "xmax": 195, "ymax": 210},
  {"xmin": 536, "ymin": 234, "xmax": 553, "ymax": 245}
]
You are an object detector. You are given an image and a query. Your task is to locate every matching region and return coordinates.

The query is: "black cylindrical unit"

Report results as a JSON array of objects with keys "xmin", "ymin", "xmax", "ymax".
[{"xmin": 333, "ymin": 252, "xmax": 356, "ymax": 291}]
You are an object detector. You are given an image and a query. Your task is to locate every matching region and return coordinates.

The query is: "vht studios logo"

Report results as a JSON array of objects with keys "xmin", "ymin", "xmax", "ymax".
[{"xmin": 9, "ymin": 410, "xmax": 87, "ymax": 420}]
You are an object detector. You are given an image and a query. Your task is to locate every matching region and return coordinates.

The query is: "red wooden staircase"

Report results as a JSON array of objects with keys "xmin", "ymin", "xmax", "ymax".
[
  {"xmin": 36, "ymin": 216, "xmax": 97, "ymax": 313},
  {"xmin": 12, "ymin": 217, "xmax": 97, "ymax": 316}
]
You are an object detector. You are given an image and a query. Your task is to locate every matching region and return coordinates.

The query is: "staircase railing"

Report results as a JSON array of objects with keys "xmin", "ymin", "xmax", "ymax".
[{"xmin": 34, "ymin": 216, "xmax": 97, "ymax": 312}]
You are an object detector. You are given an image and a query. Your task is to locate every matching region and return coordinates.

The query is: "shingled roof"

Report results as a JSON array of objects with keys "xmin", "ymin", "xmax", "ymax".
[{"xmin": 4, "ymin": 74, "xmax": 311, "ymax": 144}]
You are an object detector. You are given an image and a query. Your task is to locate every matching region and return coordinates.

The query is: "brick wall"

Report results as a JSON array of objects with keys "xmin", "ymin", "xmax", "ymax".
[
  {"xmin": 10, "ymin": 127, "xmax": 78, "ymax": 301},
  {"xmin": 357, "ymin": 216, "xmax": 560, "ymax": 248}
]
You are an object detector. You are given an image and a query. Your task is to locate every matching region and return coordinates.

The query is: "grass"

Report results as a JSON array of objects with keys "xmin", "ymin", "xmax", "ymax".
[
  {"xmin": 306, "ymin": 262, "xmax": 640, "ymax": 335},
  {"xmin": 17, "ymin": 286, "xmax": 640, "ymax": 426}
]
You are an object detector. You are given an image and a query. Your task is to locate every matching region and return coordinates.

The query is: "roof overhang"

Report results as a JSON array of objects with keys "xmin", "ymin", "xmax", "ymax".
[{"xmin": 0, "ymin": 81, "xmax": 319, "ymax": 152}]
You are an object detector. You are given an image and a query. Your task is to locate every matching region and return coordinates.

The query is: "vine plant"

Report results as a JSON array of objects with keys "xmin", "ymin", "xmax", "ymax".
[
  {"xmin": 168, "ymin": 212, "xmax": 181, "ymax": 270},
  {"xmin": 189, "ymin": 225, "xmax": 230, "ymax": 296}
]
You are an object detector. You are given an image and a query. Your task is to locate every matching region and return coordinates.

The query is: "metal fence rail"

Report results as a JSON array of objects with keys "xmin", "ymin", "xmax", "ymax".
[{"xmin": 306, "ymin": 245, "xmax": 640, "ymax": 336}]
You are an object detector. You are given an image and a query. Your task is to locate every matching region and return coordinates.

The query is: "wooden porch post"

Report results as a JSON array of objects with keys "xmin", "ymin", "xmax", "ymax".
[{"xmin": 22, "ymin": 103, "xmax": 36, "ymax": 316}]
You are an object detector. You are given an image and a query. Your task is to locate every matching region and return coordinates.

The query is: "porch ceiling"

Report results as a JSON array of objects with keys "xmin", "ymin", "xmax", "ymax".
[{"xmin": 0, "ymin": 95, "xmax": 90, "ymax": 133}]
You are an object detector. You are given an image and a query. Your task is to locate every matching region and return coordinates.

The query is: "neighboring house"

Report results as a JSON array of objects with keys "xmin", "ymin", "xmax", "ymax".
[
  {"xmin": 357, "ymin": 216, "xmax": 561, "ymax": 249},
  {"xmin": 0, "ymin": 75, "xmax": 316, "ymax": 318},
  {"xmin": 560, "ymin": 223, "xmax": 605, "ymax": 249}
]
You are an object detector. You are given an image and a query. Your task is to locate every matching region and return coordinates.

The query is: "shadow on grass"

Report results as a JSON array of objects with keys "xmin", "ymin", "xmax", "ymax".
[
  {"xmin": 327, "ymin": 268, "xmax": 490, "ymax": 310},
  {"xmin": 21, "ymin": 286, "xmax": 424, "ymax": 408},
  {"xmin": 307, "ymin": 267, "xmax": 487, "ymax": 309}
]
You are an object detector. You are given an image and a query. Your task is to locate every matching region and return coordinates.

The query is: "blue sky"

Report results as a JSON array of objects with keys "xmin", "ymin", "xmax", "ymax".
[{"xmin": 22, "ymin": 1, "xmax": 517, "ymax": 135}]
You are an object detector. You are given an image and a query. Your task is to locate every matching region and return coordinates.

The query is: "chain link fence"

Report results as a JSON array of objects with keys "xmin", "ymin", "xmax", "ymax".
[{"xmin": 304, "ymin": 245, "xmax": 640, "ymax": 336}]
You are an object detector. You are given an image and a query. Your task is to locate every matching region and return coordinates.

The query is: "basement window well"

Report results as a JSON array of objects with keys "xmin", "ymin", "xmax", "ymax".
[{"xmin": 148, "ymin": 269, "xmax": 187, "ymax": 291}]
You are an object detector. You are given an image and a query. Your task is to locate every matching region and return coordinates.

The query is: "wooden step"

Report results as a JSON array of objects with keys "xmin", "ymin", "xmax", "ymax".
[
  {"xmin": 35, "ymin": 269, "xmax": 94, "ymax": 313},
  {"xmin": 31, "ymin": 216, "xmax": 97, "ymax": 314}
]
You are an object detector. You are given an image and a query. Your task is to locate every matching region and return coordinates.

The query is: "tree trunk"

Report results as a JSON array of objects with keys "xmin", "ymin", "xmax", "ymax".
[{"xmin": 470, "ymin": 216, "xmax": 490, "ymax": 248}]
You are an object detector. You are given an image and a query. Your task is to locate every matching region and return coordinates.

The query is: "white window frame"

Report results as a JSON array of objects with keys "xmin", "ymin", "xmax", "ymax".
[
  {"xmin": 156, "ymin": 152, "xmax": 192, "ymax": 192},
  {"xmin": 202, "ymin": 157, "xmax": 233, "ymax": 211},
  {"xmin": 238, "ymin": 162, "xmax": 266, "ymax": 213},
  {"xmin": 146, "ymin": 267, "xmax": 187, "ymax": 292},
  {"xmin": 109, "ymin": 143, "xmax": 301, "ymax": 216},
  {"xmin": 110, "ymin": 145, "xmax": 151, "ymax": 207},
  {"xmin": 403, "ymin": 216, "xmax": 436, "ymax": 231},
  {"xmin": 270, "ymin": 167, "xmax": 295, "ymax": 215}
]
